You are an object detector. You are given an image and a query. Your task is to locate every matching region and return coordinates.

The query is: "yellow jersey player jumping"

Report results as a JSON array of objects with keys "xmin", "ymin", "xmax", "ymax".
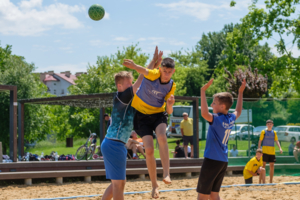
[{"xmin": 122, "ymin": 55, "xmax": 176, "ymax": 199}]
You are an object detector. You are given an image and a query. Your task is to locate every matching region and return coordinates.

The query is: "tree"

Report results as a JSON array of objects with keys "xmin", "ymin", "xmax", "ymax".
[
  {"xmin": 229, "ymin": 0, "xmax": 300, "ymax": 97},
  {"xmin": 0, "ymin": 42, "xmax": 50, "ymax": 153}
]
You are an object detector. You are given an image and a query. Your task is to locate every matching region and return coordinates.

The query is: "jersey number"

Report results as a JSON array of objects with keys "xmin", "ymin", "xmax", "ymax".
[{"xmin": 222, "ymin": 129, "xmax": 231, "ymax": 144}]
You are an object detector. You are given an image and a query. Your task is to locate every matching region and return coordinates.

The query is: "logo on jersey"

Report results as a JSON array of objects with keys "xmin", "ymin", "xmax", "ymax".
[
  {"xmin": 148, "ymin": 89, "xmax": 163, "ymax": 96},
  {"xmin": 222, "ymin": 122, "xmax": 234, "ymax": 129}
]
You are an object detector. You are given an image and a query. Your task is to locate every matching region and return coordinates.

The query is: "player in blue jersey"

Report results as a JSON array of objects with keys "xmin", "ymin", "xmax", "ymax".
[
  {"xmin": 101, "ymin": 47, "xmax": 162, "ymax": 200},
  {"xmin": 197, "ymin": 79, "xmax": 246, "ymax": 200}
]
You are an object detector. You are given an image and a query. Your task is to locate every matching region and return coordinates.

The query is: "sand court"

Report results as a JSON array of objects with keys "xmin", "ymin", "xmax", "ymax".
[{"xmin": 1, "ymin": 175, "xmax": 299, "ymax": 200}]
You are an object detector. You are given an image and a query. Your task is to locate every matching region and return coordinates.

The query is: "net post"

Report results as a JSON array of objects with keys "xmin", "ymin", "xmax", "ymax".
[{"xmin": 192, "ymin": 99, "xmax": 199, "ymax": 158}]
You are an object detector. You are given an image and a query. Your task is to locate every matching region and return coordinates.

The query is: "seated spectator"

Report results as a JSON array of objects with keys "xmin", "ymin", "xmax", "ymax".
[
  {"xmin": 172, "ymin": 140, "xmax": 185, "ymax": 158},
  {"xmin": 230, "ymin": 145, "xmax": 238, "ymax": 157},
  {"xmin": 289, "ymin": 138, "xmax": 296, "ymax": 156},
  {"xmin": 243, "ymin": 149, "xmax": 266, "ymax": 184},
  {"xmin": 294, "ymin": 141, "xmax": 300, "ymax": 163},
  {"xmin": 126, "ymin": 131, "xmax": 146, "ymax": 159}
]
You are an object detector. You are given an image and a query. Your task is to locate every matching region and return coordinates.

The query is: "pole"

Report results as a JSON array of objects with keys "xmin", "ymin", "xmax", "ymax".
[
  {"xmin": 192, "ymin": 99, "xmax": 199, "ymax": 158},
  {"xmin": 247, "ymin": 108, "xmax": 250, "ymax": 158}
]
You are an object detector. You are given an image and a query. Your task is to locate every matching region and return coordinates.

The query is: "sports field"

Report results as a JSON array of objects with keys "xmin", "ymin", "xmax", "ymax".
[{"xmin": 1, "ymin": 175, "xmax": 299, "ymax": 200}]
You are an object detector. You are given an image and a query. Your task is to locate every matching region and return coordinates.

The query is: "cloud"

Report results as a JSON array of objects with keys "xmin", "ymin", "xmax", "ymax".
[
  {"xmin": 36, "ymin": 62, "xmax": 88, "ymax": 74},
  {"xmin": 89, "ymin": 39, "xmax": 110, "ymax": 47},
  {"xmin": 169, "ymin": 40, "xmax": 186, "ymax": 46},
  {"xmin": 104, "ymin": 12, "xmax": 110, "ymax": 19},
  {"xmin": 0, "ymin": 0, "xmax": 85, "ymax": 36},
  {"xmin": 155, "ymin": 0, "xmax": 252, "ymax": 21}
]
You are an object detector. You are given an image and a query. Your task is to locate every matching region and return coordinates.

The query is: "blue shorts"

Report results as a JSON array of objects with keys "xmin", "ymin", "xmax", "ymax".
[{"xmin": 101, "ymin": 138, "xmax": 127, "ymax": 180}]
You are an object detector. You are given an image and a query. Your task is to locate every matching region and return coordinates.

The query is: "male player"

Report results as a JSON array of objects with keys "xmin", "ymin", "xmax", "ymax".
[
  {"xmin": 122, "ymin": 56, "xmax": 176, "ymax": 198},
  {"xmin": 101, "ymin": 47, "xmax": 162, "ymax": 200},
  {"xmin": 258, "ymin": 119, "xmax": 282, "ymax": 183},
  {"xmin": 197, "ymin": 78, "xmax": 246, "ymax": 200}
]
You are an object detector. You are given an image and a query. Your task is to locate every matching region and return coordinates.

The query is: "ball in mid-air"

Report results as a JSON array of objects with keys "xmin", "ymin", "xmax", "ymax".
[{"xmin": 88, "ymin": 4, "xmax": 105, "ymax": 21}]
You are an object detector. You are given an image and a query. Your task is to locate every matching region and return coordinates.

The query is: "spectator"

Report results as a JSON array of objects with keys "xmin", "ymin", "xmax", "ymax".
[
  {"xmin": 126, "ymin": 131, "xmax": 146, "ymax": 159},
  {"xmin": 289, "ymin": 138, "xmax": 296, "ymax": 156},
  {"xmin": 180, "ymin": 112, "xmax": 194, "ymax": 158},
  {"xmin": 172, "ymin": 140, "xmax": 185, "ymax": 158},
  {"xmin": 230, "ymin": 145, "xmax": 238, "ymax": 157},
  {"xmin": 104, "ymin": 113, "xmax": 112, "ymax": 130},
  {"xmin": 294, "ymin": 141, "xmax": 300, "ymax": 163}
]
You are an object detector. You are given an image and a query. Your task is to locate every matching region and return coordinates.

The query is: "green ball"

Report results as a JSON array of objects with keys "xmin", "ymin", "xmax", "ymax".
[{"xmin": 88, "ymin": 4, "xmax": 105, "ymax": 21}]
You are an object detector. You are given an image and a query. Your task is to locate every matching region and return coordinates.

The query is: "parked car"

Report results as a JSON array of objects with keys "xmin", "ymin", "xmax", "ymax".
[
  {"xmin": 229, "ymin": 124, "xmax": 255, "ymax": 140},
  {"xmin": 274, "ymin": 125, "xmax": 300, "ymax": 142},
  {"xmin": 242, "ymin": 126, "xmax": 266, "ymax": 141}
]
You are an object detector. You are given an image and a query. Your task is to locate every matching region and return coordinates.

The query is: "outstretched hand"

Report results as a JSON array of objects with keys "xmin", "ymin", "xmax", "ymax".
[
  {"xmin": 201, "ymin": 79, "xmax": 214, "ymax": 91},
  {"xmin": 154, "ymin": 50, "xmax": 163, "ymax": 68},
  {"xmin": 167, "ymin": 95, "xmax": 175, "ymax": 106},
  {"xmin": 122, "ymin": 59, "xmax": 136, "ymax": 69},
  {"xmin": 239, "ymin": 79, "xmax": 246, "ymax": 93}
]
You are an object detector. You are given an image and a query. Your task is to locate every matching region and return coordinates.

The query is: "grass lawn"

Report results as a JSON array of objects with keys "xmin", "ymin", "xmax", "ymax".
[{"xmin": 26, "ymin": 138, "xmax": 292, "ymax": 158}]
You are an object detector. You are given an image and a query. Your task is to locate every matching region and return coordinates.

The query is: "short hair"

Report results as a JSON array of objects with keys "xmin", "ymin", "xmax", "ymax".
[
  {"xmin": 256, "ymin": 149, "xmax": 263, "ymax": 154},
  {"xmin": 182, "ymin": 112, "xmax": 188, "ymax": 116},
  {"xmin": 104, "ymin": 113, "xmax": 109, "ymax": 117},
  {"xmin": 176, "ymin": 140, "xmax": 180, "ymax": 145},
  {"xmin": 213, "ymin": 92, "xmax": 233, "ymax": 110},
  {"xmin": 266, "ymin": 119, "xmax": 273, "ymax": 124},
  {"xmin": 114, "ymin": 71, "xmax": 133, "ymax": 85},
  {"xmin": 161, "ymin": 58, "xmax": 175, "ymax": 69}
]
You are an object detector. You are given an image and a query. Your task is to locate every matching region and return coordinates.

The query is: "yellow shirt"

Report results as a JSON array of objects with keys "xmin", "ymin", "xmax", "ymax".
[
  {"xmin": 180, "ymin": 118, "xmax": 193, "ymax": 136},
  {"xmin": 132, "ymin": 69, "xmax": 176, "ymax": 114},
  {"xmin": 243, "ymin": 156, "xmax": 263, "ymax": 179},
  {"xmin": 259, "ymin": 130, "xmax": 278, "ymax": 155}
]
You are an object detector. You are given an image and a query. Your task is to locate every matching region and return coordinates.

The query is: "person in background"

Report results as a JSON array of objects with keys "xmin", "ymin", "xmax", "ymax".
[
  {"xmin": 172, "ymin": 140, "xmax": 185, "ymax": 158},
  {"xmin": 104, "ymin": 113, "xmax": 112, "ymax": 130},
  {"xmin": 294, "ymin": 141, "xmax": 300, "ymax": 163},
  {"xmin": 180, "ymin": 112, "xmax": 194, "ymax": 158},
  {"xmin": 243, "ymin": 149, "xmax": 266, "ymax": 184},
  {"xmin": 230, "ymin": 145, "xmax": 238, "ymax": 157},
  {"xmin": 126, "ymin": 131, "xmax": 146, "ymax": 159},
  {"xmin": 289, "ymin": 138, "xmax": 296, "ymax": 156}
]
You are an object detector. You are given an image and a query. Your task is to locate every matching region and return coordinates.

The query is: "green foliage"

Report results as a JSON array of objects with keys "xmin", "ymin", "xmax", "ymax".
[
  {"xmin": 230, "ymin": 1, "xmax": 236, "ymax": 7},
  {"xmin": 0, "ymin": 42, "xmax": 49, "ymax": 153},
  {"xmin": 228, "ymin": 0, "xmax": 300, "ymax": 97}
]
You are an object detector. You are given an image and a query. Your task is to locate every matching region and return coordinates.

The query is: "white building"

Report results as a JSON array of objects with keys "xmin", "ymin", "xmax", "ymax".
[{"xmin": 38, "ymin": 71, "xmax": 84, "ymax": 96}]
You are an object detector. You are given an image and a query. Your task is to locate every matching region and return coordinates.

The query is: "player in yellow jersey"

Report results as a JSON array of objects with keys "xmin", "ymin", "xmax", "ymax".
[
  {"xmin": 258, "ymin": 119, "xmax": 282, "ymax": 183},
  {"xmin": 123, "ymin": 55, "xmax": 176, "ymax": 199},
  {"xmin": 244, "ymin": 149, "xmax": 266, "ymax": 184}
]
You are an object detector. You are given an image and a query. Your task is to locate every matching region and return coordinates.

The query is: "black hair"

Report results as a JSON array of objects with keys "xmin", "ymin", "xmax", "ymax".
[
  {"xmin": 176, "ymin": 140, "xmax": 180, "ymax": 145},
  {"xmin": 161, "ymin": 58, "xmax": 175, "ymax": 69},
  {"xmin": 104, "ymin": 113, "xmax": 109, "ymax": 117},
  {"xmin": 266, "ymin": 119, "xmax": 273, "ymax": 124}
]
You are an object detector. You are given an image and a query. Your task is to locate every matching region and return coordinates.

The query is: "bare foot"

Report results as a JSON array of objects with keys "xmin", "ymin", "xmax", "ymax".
[
  {"xmin": 151, "ymin": 187, "xmax": 159, "ymax": 199},
  {"xmin": 163, "ymin": 175, "xmax": 172, "ymax": 184}
]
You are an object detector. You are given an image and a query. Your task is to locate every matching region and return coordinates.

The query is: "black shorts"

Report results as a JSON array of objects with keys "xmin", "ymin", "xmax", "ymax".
[
  {"xmin": 197, "ymin": 158, "xmax": 228, "ymax": 194},
  {"xmin": 134, "ymin": 111, "xmax": 168, "ymax": 138},
  {"xmin": 245, "ymin": 177, "xmax": 253, "ymax": 184},
  {"xmin": 183, "ymin": 136, "xmax": 193, "ymax": 146},
  {"xmin": 263, "ymin": 153, "xmax": 276, "ymax": 163}
]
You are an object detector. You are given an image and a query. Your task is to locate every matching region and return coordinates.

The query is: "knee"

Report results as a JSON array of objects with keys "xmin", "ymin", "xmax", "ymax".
[
  {"xmin": 145, "ymin": 147, "xmax": 154, "ymax": 156},
  {"xmin": 112, "ymin": 180, "xmax": 126, "ymax": 190},
  {"xmin": 156, "ymin": 134, "xmax": 167, "ymax": 144}
]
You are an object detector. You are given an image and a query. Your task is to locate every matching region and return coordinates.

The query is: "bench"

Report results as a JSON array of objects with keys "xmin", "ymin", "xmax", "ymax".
[{"xmin": 0, "ymin": 166, "xmax": 245, "ymax": 185}]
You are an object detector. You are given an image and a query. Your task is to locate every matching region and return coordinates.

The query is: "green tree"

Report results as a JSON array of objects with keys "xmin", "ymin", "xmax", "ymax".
[
  {"xmin": 229, "ymin": 0, "xmax": 300, "ymax": 97},
  {"xmin": 0, "ymin": 42, "xmax": 49, "ymax": 153}
]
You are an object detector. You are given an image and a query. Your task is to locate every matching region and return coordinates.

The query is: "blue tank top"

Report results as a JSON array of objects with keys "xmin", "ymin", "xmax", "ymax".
[
  {"xmin": 105, "ymin": 87, "xmax": 135, "ymax": 144},
  {"xmin": 136, "ymin": 78, "xmax": 174, "ymax": 107},
  {"xmin": 262, "ymin": 130, "xmax": 275, "ymax": 147},
  {"xmin": 204, "ymin": 113, "xmax": 236, "ymax": 162}
]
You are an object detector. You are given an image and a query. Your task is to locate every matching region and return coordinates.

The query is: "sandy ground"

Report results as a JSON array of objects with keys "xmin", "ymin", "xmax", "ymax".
[{"xmin": 1, "ymin": 175, "xmax": 300, "ymax": 200}]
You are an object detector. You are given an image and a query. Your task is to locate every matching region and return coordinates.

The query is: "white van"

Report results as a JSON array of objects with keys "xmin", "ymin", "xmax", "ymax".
[{"xmin": 167, "ymin": 105, "xmax": 252, "ymax": 139}]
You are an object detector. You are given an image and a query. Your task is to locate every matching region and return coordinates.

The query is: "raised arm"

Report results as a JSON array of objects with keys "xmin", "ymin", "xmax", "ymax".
[
  {"xmin": 132, "ymin": 46, "xmax": 163, "ymax": 94},
  {"xmin": 233, "ymin": 79, "xmax": 246, "ymax": 120},
  {"xmin": 201, "ymin": 79, "xmax": 213, "ymax": 122}
]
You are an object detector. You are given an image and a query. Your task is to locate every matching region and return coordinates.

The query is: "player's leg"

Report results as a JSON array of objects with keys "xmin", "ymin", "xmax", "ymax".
[
  {"xmin": 143, "ymin": 135, "xmax": 159, "ymax": 198},
  {"xmin": 101, "ymin": 183, "xmax": 113, "ymax": 200},
  {"xmin": 198, "ymin": 193, "xmax": 210, "ymax": 200},
  {"xmin": 210, "ymin": 160, "xmax": 227, "ymax": 200},
  {"xmin": 210, "ymin": 192, "xmax": 224, "ymax": 200},
  {"xmin": 269, "ymin": 162, "xmax": 275, "ymax": 183},
  {"xmin": 259, "ymin": 167, "xmax": 266, "ymax": 184},
  {"xmin": 155, "ymin": 123, "xmax": 171, "ymax": 184},
  {"xmin": 111, "ymin": 180, "xmax": 126, "ymax": 200}
]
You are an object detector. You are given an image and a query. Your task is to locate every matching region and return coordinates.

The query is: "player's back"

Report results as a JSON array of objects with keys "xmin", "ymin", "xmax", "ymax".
[{"xmin": 204, "ymin": 113, "xmax": 236, "ymax": 162}]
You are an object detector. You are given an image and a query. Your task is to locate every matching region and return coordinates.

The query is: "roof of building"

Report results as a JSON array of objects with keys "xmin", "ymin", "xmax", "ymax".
[
  {"xmin": 44, "ymin": 74, "xmax": 59, "ymax": 82},
  {"xmin": 44, "ymin": 73, "xmax": 77, "ymax": 85},
  {"xmin": 54, "ymin": 73, "xmax": 77, "ymax": 85}
]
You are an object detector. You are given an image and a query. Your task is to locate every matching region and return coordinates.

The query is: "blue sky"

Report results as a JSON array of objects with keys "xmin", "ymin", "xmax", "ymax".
[{"xmin": 0, "ymin": 0, "xmax": 298, "ymax": 74}]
